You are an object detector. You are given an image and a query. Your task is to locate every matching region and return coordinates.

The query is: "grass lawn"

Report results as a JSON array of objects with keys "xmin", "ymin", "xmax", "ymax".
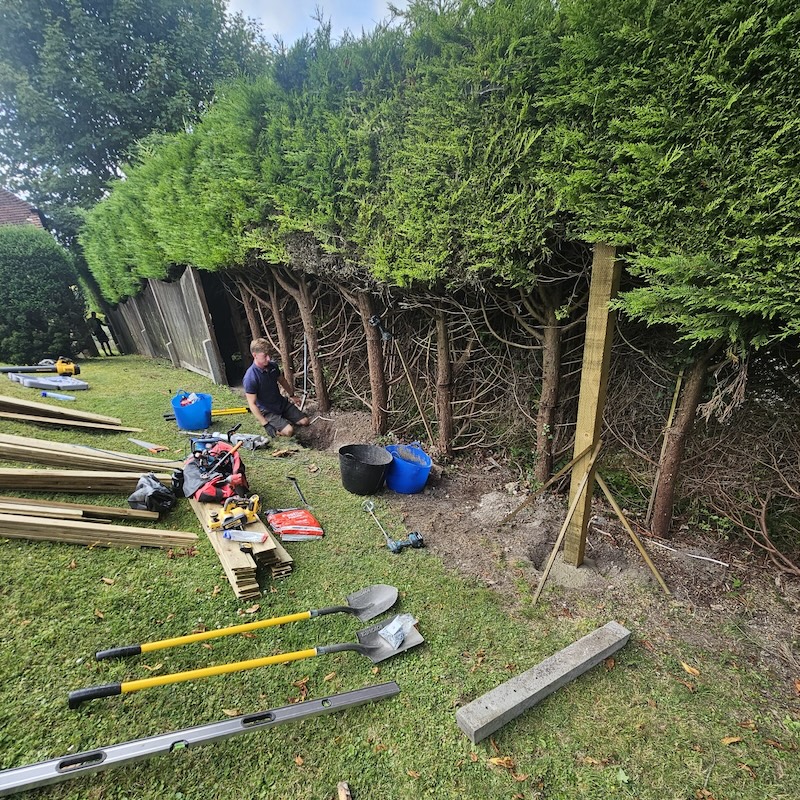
[{"xmin": 0, "ymin": 356, "xmax": 798, "ymax": 799}]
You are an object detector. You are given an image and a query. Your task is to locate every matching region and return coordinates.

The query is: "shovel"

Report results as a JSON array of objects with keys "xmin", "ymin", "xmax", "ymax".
[
  {"xmin": 69, "ymin": 615, "xmax": 424, "ymax": 709},
  {"xmin": 95, "ymin": 585, "xmax": 398, "ymax": 661}
]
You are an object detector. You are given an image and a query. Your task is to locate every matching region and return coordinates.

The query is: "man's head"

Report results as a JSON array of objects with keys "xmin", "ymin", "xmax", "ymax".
[{"xmin": 250, "ymin": 337, "xmax": 272, "ymax": 369}]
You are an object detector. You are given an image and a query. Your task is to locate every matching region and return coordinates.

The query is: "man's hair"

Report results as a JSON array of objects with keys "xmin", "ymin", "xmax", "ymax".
[{"xmin": 250, "ymin": 337, "xmax": 271, "ymax": 355}]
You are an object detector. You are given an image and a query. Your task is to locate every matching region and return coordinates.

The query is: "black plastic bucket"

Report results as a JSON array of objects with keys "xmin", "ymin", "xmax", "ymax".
[{"xmin": 338, "ymin": 444, "xmax": 393, "ymax": 495}]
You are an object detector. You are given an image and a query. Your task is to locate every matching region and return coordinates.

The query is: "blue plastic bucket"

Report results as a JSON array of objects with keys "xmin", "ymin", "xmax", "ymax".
[
  {"xmin": 385, "ymin": 444, "xmax": 432, "ymax": 494},
  {"xmin": 171, "ymin": 390, "xmax": 212, "ymax": 431}
]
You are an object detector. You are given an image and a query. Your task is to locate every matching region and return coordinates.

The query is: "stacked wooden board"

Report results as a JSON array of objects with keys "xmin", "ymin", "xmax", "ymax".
[
  {"xmin": 0, "ymin": 510, "xmax": 197, "ymax": 549},
  {"xmin": 0, "ymin": 393, "xmax": 142, "ymax": 432},
  {"xmin": 190, "ymin": 499, "xmax": 293, "ymax": 600},
  {"xmin": 0, "ymin": 433, "xmax": 195, "ymax": 550},
  {"xmin": 0, "ymin": 433, "xmax": 182, "ymax": 471}
]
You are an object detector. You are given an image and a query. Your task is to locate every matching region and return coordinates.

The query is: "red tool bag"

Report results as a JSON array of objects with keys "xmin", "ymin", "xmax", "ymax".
[
  {"xmin": 266, "ymin": 508, "xmax": 324, "ymax": 541},
  {"xmin": 184, "ymin": 442, "xmax": 249, "ymax": 503}
]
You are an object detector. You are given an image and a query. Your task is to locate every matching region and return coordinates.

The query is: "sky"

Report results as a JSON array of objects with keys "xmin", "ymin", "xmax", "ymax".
[{"xmin": 226, "ymin": 1, "xmax": 410, "ymax": 47}]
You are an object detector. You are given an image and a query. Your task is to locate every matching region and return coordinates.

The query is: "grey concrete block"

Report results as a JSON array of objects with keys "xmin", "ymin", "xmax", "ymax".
[{"xmin": 455, "ymin": 620, "xmax": 631, "ymax": 744}]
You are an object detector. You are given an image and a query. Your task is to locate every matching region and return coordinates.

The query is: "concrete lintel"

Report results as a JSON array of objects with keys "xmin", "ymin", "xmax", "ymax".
[{"xmin": 455, "ymin": 621, "xmax": 631, "ymax": 744}]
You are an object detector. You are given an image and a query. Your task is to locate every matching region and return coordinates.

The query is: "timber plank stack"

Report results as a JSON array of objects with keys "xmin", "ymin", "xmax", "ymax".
[
  {"xmin": 0, "ymin": 433, "xmax": 182, "ymax": 472},
  {"xmin": 0, "ymin": 394, "xmax": 142, "ymax": 432},
  {"xmin": 0, "ymin": 495, "xmax": 160, "ymax": 521},
  {"xmin": 190, "ymin": 499, "xmax": 293, "ymax": 600},
  {"xmin": 0, "ymin": 512, "xmax": 197, "ymax": 549},
  {"xmin": 0, "ymin": 468, "xmax": 173, "ymax": 493}
]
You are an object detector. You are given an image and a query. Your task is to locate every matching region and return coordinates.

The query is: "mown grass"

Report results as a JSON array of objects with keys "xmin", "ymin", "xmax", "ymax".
[{"xmin": 0, "ymin": 355, "xmax": 798, "ymax": 799}]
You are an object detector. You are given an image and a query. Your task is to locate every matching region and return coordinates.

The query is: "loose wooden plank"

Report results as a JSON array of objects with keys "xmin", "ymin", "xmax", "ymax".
[
  {"xmin": 0, "ymin": 394, "xmax": 122, "ymax": 424},
  {"xmin": 0, "ymin": 411, "xmax": 142, "ymax": 433},
  {"xmin": 0, "ymin": 512, "xmax": 197, "ymax": 549},
  {"xmin": 0, "ymin": 441, "xmax": 182, "ymax": 472},
  {"xmin": 0, "ymin": 469, "xmax": 172, "ymax": 493},
  {"xmin": 0, "ymin": 495, "xmax": 159, "ymax": 520}
]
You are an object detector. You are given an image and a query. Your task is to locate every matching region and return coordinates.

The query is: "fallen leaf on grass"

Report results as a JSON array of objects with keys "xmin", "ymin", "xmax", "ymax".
[
  {"xmin": 222, "ymin": 708, "xmax": 240, "ymax": 717},
  {"xmin": 373, "ymin": 743, "xmax": 388, "ymax": 753},
  {"xmin": 695, "ymin": 789, "xmax": 718, "ymax": 800},
  {"xmin": 242, "ymin": 604, "xmax": 260, "ymax": 614},
  {"xmin": 489, "ymin": 756, "xmax": 515, "ymax": 769},
  {"xmin": 469, "ymin": 752, "xmax": 479, "ymax": 763},
  {"xmin": 794, "ymin": 678, "xmax": 800, "ymax": 696},
  {"xmin": 323, "ymin": 672, "xmax": 336, "ymax": 681},
  {"xmin": 512, "ymin": 772, "xmax": 529, "ymax": 782},
  {"xmin": 738, "ymin": 763, "xmax": 756, "ymax": 779},
  {"xmin": 681, "ymin": 661, "xmax": 700, "ymax": 677},
  {"xmin": 738, "ymin": 720, "xmax": 758, "ymax": 731},
  {"xmin": 639, "ymin": 639, "xmax": 655, "ymax": 651},
  {"xmin": 141, "ymin": 663, "xmax": 162, "ymax": 672},
  {"xmin": 676, "ymin": 678, "xmax": 695, "ymax": 692},
  {"xmin": 307, "ymin": 463, "xmax": 319, "ymax": 473},
  {"xmin": 201, "ymin": 643, "xmax": 213, "ymax": 650},
  {"xmin": 101, "ymin": 577, "xmax": 114, "ymax": 585},
  {"xmin": 489, "ymin": 738, "xmax": 501, "ymax": 754},
  {"xmin": 407, "ymin": 770, "xmax": 420, "ymax": 779},
  {"xmin": 240, "ymin": 632, "xmax": 256, "ymax": 639},
  {"xmin": 211, "ymin": 585, "xmax": 221, "ymax": 597},
  {"xmin": 94, "ymin": 609, "xmax": 104, "ymax": 620},
  {"xmin": 67, "ymin": 559, "xmax": 77, "ymax": 570},
  {"xmin": 721, "ymin": 736, "xmax": 742, "ymax": 746},
  {"xmin": 604, "ymin": 657, "xmax": 615, "ymax": 671},
  {"xmin": 764, "ymin": 739, "xmax": 787, "ymax": 750},
  {"xmin": 294, "ymin": 756, "xmax": 304, "ymax": 766}
]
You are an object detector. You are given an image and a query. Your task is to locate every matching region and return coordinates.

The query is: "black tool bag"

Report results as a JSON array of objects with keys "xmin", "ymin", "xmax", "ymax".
[{"xmin": 127, "ymin": 473, "xmax": 178, "ymax": 514}]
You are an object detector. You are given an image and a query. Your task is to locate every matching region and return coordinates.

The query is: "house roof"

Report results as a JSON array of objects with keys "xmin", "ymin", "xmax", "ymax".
[{"xmin": 0, "ymin": 188, "xmax": 44, "ymax": 228}]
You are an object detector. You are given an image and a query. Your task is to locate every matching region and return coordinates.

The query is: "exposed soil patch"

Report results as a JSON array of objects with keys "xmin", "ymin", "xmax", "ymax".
[{"xmin": 299, "ymin": 410, "xmax": 800, "ymax": 697}]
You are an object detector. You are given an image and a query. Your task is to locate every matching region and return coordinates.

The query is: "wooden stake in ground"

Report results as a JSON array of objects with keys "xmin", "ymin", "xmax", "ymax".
[
  {"xmin": 502, "ymin": 444, "xmax": 592, "ymax": 525},
  {"xmin": 594, "ymin": 473, "xmax": 671, "ymax": 596},
  {"xmin": 531, "ymin": 441, "xmax": 602, "ymax": 606}
]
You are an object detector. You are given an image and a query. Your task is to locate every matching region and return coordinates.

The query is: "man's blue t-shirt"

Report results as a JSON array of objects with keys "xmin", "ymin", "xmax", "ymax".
[{"xmin": 243, "ymin": 360, "xmax": 284, "ymax": 414}]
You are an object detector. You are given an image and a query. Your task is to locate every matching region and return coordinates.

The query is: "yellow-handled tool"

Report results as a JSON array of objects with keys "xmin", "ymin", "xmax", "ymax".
[
  {"xmin": 69, "ymin": 615, "xmax": 424, "ymax": 708},
  {"xmin": 94, "ymin": 585, "xmax": 398, "ymax": 661}
]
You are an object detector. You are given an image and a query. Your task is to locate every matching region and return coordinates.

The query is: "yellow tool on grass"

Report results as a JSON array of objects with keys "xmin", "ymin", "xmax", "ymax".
[{"xmin": 208, "ymin": 494, "xmax": 261, "ymax": 531}]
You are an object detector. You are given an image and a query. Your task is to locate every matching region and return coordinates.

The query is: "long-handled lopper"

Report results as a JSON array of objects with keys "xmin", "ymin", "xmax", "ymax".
[
  {"xmin": 69, "ymin": 615, "xmax": 424, "ymax": 708},
  {"xmin": 95, "ymin": 585, "xmax": 398, "ymax": 661}
]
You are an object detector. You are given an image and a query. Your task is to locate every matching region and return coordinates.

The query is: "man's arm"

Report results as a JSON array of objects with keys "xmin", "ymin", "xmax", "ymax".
[
  {"xmin": 278, "ymin": 376, "xmax": 297, "ymax": 401},
  {"xmin": 245, "ymin": 392, "xmax": 268, "ymax": 427}
]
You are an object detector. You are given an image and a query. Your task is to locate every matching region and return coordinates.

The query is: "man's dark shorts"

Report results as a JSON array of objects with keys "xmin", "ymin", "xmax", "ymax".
[{"xmin": 264, "ymin": 402, "xmax": 307, "ymax": 436}]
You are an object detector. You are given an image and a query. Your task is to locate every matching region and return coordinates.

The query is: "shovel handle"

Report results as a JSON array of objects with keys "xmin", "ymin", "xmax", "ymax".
[
  {"xmin": 69, "ymin": 682, "xmax": 122, "ymax": 709},
  {"xmin": 96, "ymin": 611, "xmax": 314, "ymax": 660},
  {"xmin": 72, "ymin": 648, "xmax": 319, "ymax": 707}
]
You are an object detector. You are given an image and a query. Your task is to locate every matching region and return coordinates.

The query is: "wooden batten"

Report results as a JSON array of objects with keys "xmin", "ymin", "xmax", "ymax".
[
  {"xmin": 0, "ymin": 469, "xmax": 173, "ymax": 493},
  {"xmin": 0, "ymin": 411, "xmax": 142, "ymax": 433},
  {"xmin": 0, "ymin": 495, "xmax": 159, "ymax": 520},
  {"xmin": 0, "ymin": 512, "xmax": 197, "ymax": 549},
  {"xmin": 0, "ymin": 394, "xmax": 122, "ymax": 424}
]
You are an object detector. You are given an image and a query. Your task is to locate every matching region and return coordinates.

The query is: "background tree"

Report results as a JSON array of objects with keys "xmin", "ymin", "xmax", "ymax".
[
  {"xmin": 0, "ymin": 224, "xmax": 88, "ymax": 362},
  {"xmin": 0, "ymin": 0, "xmax": 269, "ymax": 214}
]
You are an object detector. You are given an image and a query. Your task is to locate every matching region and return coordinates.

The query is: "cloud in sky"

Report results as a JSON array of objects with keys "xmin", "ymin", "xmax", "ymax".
[{"xmin": 227, "ymin": 1, "xmax": 408, "ymax": 47}]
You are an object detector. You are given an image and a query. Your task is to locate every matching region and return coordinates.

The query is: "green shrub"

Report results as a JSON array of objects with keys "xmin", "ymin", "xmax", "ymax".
[{"xmin": 0, "ymin": 224, "xmax": 88, "ymax": 363}]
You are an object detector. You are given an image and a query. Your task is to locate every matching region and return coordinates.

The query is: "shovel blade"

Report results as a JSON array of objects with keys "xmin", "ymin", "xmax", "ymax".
[
  {"xmin": 346, "ymin": 584, "xmax": 398, "ymax": 622},
  {"xmin": 356, "ymin": 615, "xmax": 425, "ymax": 663}
]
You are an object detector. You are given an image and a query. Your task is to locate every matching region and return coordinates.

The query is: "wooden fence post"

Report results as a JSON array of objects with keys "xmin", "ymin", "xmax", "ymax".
[{"xmin": 563, "ymin": 244, "xmax": 621, "ymax": 566}]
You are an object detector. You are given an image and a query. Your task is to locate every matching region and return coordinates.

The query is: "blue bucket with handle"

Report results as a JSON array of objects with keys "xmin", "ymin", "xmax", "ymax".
[
  {"xmin": 171, "ymin": 390, "xmax": 212, "ymax": 431},
  {"xmin": 385, "ymin": 444, "xmax": 432, "ymax": 494}
]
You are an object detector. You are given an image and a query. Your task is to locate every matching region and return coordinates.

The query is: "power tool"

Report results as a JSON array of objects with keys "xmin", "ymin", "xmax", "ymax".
[
  {"xmin": 362, "ymin": 500, "xmax": 426, "ymax": 554},
  {"xmin": 0, "ymin": 357, "xmax": 80, "ymax": 376},
  {"xmin": 209, "ymin": 494, "xmax": 261, "ymax": 532}
]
